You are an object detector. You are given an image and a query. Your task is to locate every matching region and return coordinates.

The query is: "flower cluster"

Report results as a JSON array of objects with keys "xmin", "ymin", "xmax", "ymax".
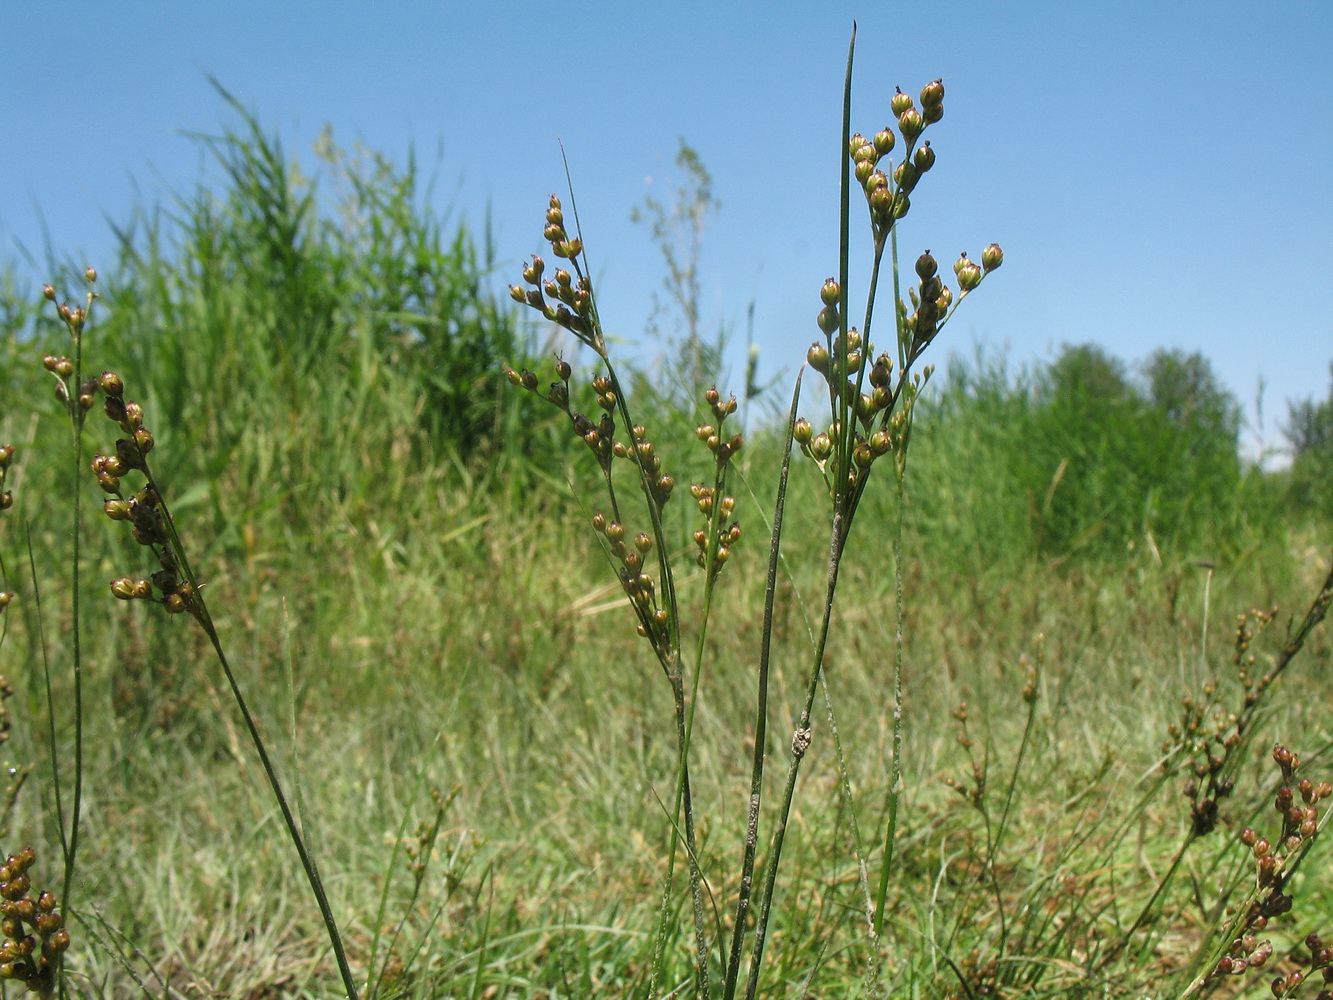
[
  {"xmin": 849, "ymin": 81, "xmax": 948, "ymax": 236},
  {"xmin": 91, "ymin": 373, "xmax": 199, "ymax": 618},
  {"xmin": 690, "ymin": 386, "xmax": 743, "ymax": 581},
  {"xmin": 1209, "ymin": 745, "xmax": 1332, "ymax": 991},
  {"xmin": 794, "ymin": 238, "xmax": 1000, "ymax": 493},
  {"xmin": 508, "ymin": 196, "xmax": 602, "ymax": 355},
  {"xmin": 0, "ymin": 847, "xmax": 69, "ymax": 998}
]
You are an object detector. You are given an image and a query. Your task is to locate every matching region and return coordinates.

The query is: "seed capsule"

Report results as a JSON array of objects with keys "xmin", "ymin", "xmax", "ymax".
[{"xmin": 898, "ymin": 109, "xmax": 925, "ymax": 141}]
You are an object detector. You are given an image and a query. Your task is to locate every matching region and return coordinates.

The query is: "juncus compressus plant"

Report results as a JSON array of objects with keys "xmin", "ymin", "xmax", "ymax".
[
  {"xmin": 38, "ymin": 275, "xmax": 363, "ymax": 1000},
  {"xmin": 507, "ymin": 28, "xmax": 1001, "ymax": 998}
]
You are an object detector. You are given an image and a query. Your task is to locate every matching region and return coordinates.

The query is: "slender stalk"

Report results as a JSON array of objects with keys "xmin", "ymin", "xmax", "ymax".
[
  {"xmin": 743, "ymin": 510, "xmax": 850, "ymax": 1000},
  {"xmin": 872, "ymin": 461, "xmax": 906, "ymax": 938},
  {"xmin": 722, "ymin": 372, "xmax": 802, "ymax": 1000}
]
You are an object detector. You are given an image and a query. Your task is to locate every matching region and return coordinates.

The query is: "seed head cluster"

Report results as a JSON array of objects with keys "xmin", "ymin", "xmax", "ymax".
[
  {"xmin": 508, "ymin": 196, "xmax": 602, "ymax": 356},
  {"xmin": 0, "ymin": 847, "xmax": 69, "ymax": 998},
  {"xmin": 792, "ymin": 80, "xmax": 1003, "ymax": 497},
  {"xmin": 91, "ymin": 372, "xmax": 200, "ymax": 619},
  {"xmin": 1209, "ymin": 746, "xmax": 1333, "ymax": 994}
]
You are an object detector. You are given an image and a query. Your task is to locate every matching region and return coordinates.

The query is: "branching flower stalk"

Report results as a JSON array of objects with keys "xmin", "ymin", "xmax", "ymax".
[
  {"xmin": 1094, "ymin": 561, "xmax": 1333, "ymax": 981},
  {"xmin": 506, "ymin": 192, "xmax": 747, "ymax": 995},
  {"xmin": 41, "ymin": 282, "xmax": 361, "ymax": 1000},
  {"xmin": 38, "ymin": 275, "xmax": 97, "ymax": 953},
  {"xmin": 734, "ymin": 33, "xmax": 1001, "ymax": 1000},
  {"xmin": 507, "ymin": 30, "xmax": 1001, "ymax": 999}
]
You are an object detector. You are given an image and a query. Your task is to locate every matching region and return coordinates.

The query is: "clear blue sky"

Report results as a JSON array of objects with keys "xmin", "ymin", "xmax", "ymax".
[{"xmin": 4, "ymin": 2, "xmax": 1330, "ymax": 458}]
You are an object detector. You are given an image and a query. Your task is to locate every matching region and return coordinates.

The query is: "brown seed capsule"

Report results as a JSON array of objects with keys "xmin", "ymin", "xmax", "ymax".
[
  {"xmin": 920, "ymin": 79, "xmax": 944, "ymax": 108},
  {"xmin": 982, "ymin": 243, "xmax": 1004, "ymax": 272},
  {"xmin": 818, "ymin": 305, "xmax": 839, "ymax": 334},
  {"xmin": 99, "ymin": 371, "xmax": 124, "ymax": 397},
  {"xmin": 916, "ymin": 251, "xmax": 938, "ymax": 280},
  {"xmin": 890, "ymin": 88, "xmax": 914, "ymax": 116},
  {"xmin": 914, "ymin": 141, "xmax": 936, "ymax": 172}
]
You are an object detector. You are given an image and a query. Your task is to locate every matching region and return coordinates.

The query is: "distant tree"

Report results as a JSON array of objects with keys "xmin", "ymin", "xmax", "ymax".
[
  {"xmin": 1017, "ymin": 343, "xmax": 1244, "ymax": 556},
  {"xmin": 1044, "ymin": 342, "xmax": 1132, "ymax": 410},
  {"xmin": 1284, "ymin": 364, "xmax": 1333, "ymax": 456},
  {"xmin": 1142, "ymin": 348, "xmax": 1241, "ymax": 445},
  {"xmin": 1283, "ymin": 364, "xmax": 1333, "ymax": 515}
]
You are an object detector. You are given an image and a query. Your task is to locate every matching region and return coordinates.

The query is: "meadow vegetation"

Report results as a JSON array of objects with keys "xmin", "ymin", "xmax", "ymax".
[{"xmin": 1, "ymin": 42, "xmax": 1332, "ymax": 1000}]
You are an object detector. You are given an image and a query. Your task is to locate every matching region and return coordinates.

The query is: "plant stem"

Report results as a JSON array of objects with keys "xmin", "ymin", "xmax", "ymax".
[{"xmin": 722, "ymin": 373, "xmax": 802, "ymax": 1000}]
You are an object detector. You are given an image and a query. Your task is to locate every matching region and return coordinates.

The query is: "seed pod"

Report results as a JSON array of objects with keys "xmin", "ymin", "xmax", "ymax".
[
  {"xmin": 915, "ymin": 251, "xmax": 938, "ymax": 280},
  {"xmin": 898, "ymin": 109, "xmax": 925, "ymax": 141}
]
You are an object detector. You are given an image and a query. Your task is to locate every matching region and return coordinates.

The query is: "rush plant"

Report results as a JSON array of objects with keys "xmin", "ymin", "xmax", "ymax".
[{"xmin": 506, "ymin": 28, "xmax": 1004, "ymax": 999}]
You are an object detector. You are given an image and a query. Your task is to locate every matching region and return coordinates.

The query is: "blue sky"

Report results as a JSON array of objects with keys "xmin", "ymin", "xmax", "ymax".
[{"xmin": 4, "ymin": 2, "xmax": 1330, "ymax": 458}]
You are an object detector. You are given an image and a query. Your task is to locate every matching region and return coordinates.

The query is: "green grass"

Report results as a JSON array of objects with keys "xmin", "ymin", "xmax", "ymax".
[{"xmin": 1, "ymin": 39, "xmax": 1332, "ymax": 1000}]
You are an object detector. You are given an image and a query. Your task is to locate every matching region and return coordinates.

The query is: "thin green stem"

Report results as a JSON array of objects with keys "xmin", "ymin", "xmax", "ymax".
[
  {"xmin": 722, "ymin": 372, "xmax": 801, "ymax": 1000},
  {"xmin": 872, "ymin": 462, "xmax": 906, "ymax": 939},
  {"xmin": 743, "ymin": 510, "xmax": 849, "ymax": 1000}
]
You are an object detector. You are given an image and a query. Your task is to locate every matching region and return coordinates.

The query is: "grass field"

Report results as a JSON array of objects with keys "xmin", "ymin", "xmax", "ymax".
[{"xmin": 1, "ymin": 57, "xmax": 1331, "ymax": 1000}]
